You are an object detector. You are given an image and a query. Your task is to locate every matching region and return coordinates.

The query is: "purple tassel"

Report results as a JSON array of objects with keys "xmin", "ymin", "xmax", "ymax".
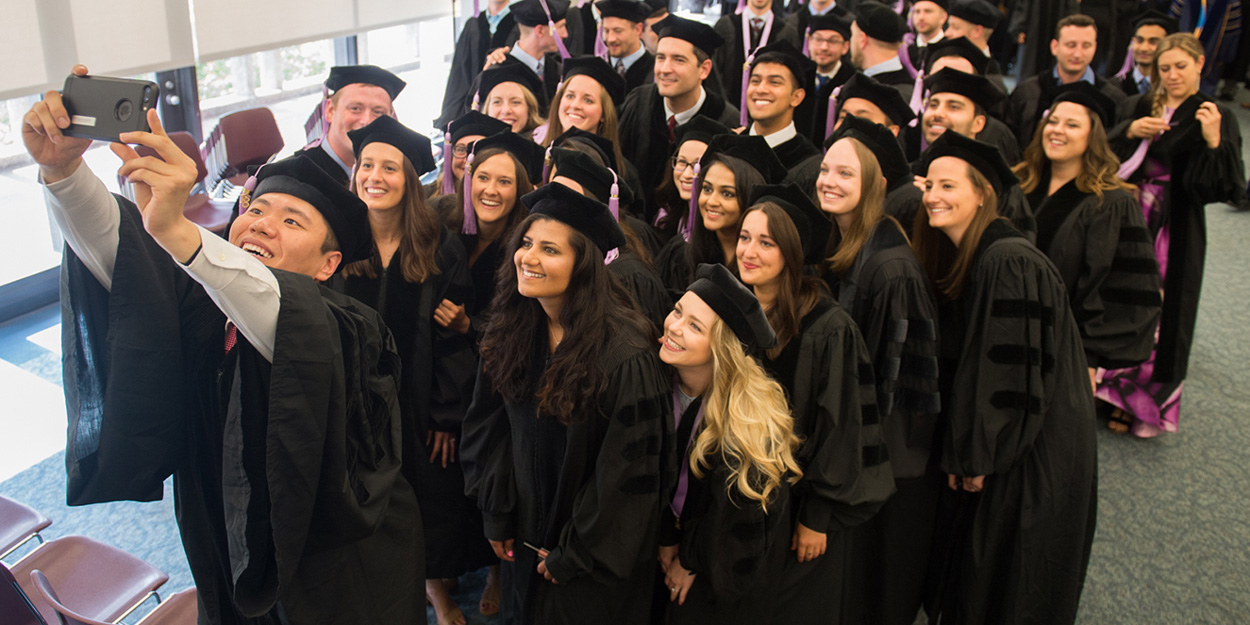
[
  {"xmin": 472, "ymin": 90, "xmax": 481, "ymax": 112},
  {"xmin": 899, "ymin": 43, "xmax": 918, "ymax": 79},
  {"xmin": 736, "ymin": 0, "xmax": 745, "ymax": 13},
  {"xmin": 740, "ymin": 58, "xmax": 753, "ymax": 127},
  {"xmin": 541, "ymin": 146, "xmax": 553, "ymax": 183},
  {"xmin": 653, "ymin": 206, "xmax": 668, "ymax": 228},
  {"xmin": 824, "ymin": 85, "xmax": 843, "ymax": 141},
  {"xmin": 909, "ymin": 71, "xmax": 925, "ymax": 116},
  {"xmin": 462, "ymin": 153, "xmax": 478, "ymax": 235},
  {"xmin": 538, "ymin": 0, "xmax": 572, "ymax": 59},
  {"xmin": 682, "ymin": 163, "xmax": 702, "ymax": 242},
  {"xmin": 802, "ymin": 26, "xmax": 810, "ymax": 57},
  {"xmin": 474, "ymin": 0, "xmax": 480, "ymax": 15},
  {"xmin": 608, "ymin": 168, "xmax": 620, "ymax": 221},
  {"xmin": 1115, "ymin": 41, "xmax": 1136, "ymax": 79},
  {"xmin": 595, "ymin": 22, "xmax": 608, "ymax": 60},
  {"xmin": 442, "ymin": 128, "xmax": 456, "ymax": 196}
]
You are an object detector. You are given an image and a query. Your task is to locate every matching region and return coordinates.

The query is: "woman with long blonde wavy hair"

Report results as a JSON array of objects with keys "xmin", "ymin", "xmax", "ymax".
[
  {"xmin": 656, "ymin": 262, "xmax": 801, "ymax": 624},
  {"xmin": 1014, "ymin": 81, "xmax": 1164, "ymax": 436},
  {"xmin": 1097, "ymin": 32, "xmax": 1245, "ymax": 437}
]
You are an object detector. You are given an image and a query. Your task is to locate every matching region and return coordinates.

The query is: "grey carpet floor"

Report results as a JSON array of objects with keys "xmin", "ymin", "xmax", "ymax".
[{"xmin": 4, "ymin": 101, "xmax": 1250, "ymax": 625}]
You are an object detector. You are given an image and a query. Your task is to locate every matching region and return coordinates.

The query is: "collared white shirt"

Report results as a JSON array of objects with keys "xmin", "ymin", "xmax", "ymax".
[
  {"xmin": 917, "ymin": 31, "xmax": 944, "ymax": 47},
  {"xmin": 863, "ymin": 56, "xmax": 903, "ymax": 77},
  {"xmin": 750, "ymin": 120, "xmax": 797, "ymax": 148},
  {"xmin": 613, "ymin": 45, "xmax": 647, "ymax": 73},
  {"xmin": 510, "ymin": 45, "xmax": 544, "ymax": 76},
  {"xmin": 43, "ymin": 164, "xmax": 282, "ymax": 361},
  {"xmin": 666, "ymin": 86, "xmax": 708, "ymax": 126},
  {"xmin": 1053, "ymin": 65, "xmax": 1096, "ymax": 85},
  {"xmin": 809, "ymin": 1, "xmax": 835, "ymax": 16}
]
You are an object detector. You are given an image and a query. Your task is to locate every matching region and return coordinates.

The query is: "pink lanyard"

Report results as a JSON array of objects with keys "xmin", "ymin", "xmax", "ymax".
[
  {"xmin": 1117, "ymin": 106, "xmax": 1177, "ymax": 180},
  {"xmin": 740, "ymin": 8, "xmax": 775, "ymax": 126},
  {"xmin": 669, "ymin": 385, "xmax": 706, "ymax": 519}
]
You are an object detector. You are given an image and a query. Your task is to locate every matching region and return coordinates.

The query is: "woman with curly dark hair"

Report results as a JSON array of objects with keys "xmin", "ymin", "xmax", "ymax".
[
  {"xmin": 1014, "ymin": 81, "xmax": 1164, "ymax": 434},
  {"xmin": 461, "ymin": 183, "xmax": 671, "ymax": 625}
]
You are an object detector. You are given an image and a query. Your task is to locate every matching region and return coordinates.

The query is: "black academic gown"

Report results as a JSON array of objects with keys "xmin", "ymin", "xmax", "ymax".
[
  {"xmin": 659, "ymin": 397, "xmax": 791, "ymax": 625},
  {"xmin": 1107, "ymin": 93, "xmax": 1246, "ymax": 383},
  {"xmin": 461, "ymin": 330, "xmax": 672, "ymax": 625},
  {"xmin": 1028, "ymin": 179, "xmax": 1163, "ymax": 370},
  {"xmin": 1007, "ymin": 0, "xmax": 1079, "ymax": 78},
  {"xmin": 1111, "ymin": 72, "xmax": 1147, "ymax": 98},
  {"xmin": 809, "ymin": 61, "xmax": 858, "ymax": 141},
  {"xmin": 885, "ymin": 180, "xmax": 924, "ymax": 234},
  {"xmin": 869, "ymin": 67, "xmax": 916, "ymax": 102},
  {"xmin": 823, "ymin": 222, "xmax": 943, "ymax": 625},
  {"xmin": 769, "ymin": 132, "xmax": 821, "ymax": 170},
  {"xmin": 618, "ymin": 84, "xmax": 742, "ymax": 220},
  {"xmin": 289, "ymin": 143, "xmax": 350, "ymax": 188},
  {"xmin": 653, "ymin": 235, "xmax": 699, "ymax": 302},
  {"xmin": 331, "ymin": 230, "xmax": 495, "ymax": 578},
  {"xmin": 1007, "ymin": 72, "xmax": 1128, "ymax": 146},
  {"xmin": 712, "ymin": 13, "xmax": 802, "ymax": 107},
  {"xmin": 623, "ymin": 51, "xmax": 657, "ymax": 95},
  {"xmin": 62, "ymin": 198, "xmax": 421, "ymax": 625},
  {"xmin": 460, "ymin": 234, "xmax": 511, "ymax": 342},
  {"xmin": 926, "ymin": 219, "xmax": 1097, "ymax": 625},
  {"xmin": 762, "ymin": 296, "xmax": 896, "ymax": 624},
  {"xmin": 436, "ymin": 11, "xmax": 520, "ymax": 128}
]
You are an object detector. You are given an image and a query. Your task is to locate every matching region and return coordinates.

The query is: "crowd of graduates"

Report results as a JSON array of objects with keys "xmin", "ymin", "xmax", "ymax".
[{"xmin": 21, "ymin": 0, "xmax": 1247, "ymax": 624}]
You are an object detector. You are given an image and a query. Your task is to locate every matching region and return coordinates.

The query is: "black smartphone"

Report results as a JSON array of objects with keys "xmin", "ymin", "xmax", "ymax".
[{"xmin": 60, "ymin": 74, "xmax": 159, "ymax": 142}]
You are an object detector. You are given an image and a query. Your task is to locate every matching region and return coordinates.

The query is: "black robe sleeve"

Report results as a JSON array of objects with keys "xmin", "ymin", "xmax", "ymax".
[
  {"xmin": 1051, "ymin": 191, "xmax": 1163, "ymax": 369},
  {"xmin": 679, "ymin": 464, "xmax": 789, "ymax": 601},
  {"xmin": 942, "ymin": 234, "xmax": 1068, "ymax": 478},
  {"xmin": 461, "ymin": 362, "xmax": 517, "ymax": 542},
  {"xmin": 794, "ymin": 307, "xmax": 896, "ymax": 533},
  {"xmin": 609, "ymin": 253, "xmax": 674, "ymax": 334},
  {"xmin": 428, "ymin": 231, "xmax": 478, "ymax": 431},
  {"xmin": 654, "ymin": 235, "xmax": 696, "ymax": 301},
  {"xmin": 857, "ymin": 246, "xmax": 942, "ymax": 478},
  {"xmin": 542, "ymin": 349, "xmax": 672, "ymax": 583},
  {"xmin": 1183, "ymin": 105, "xmax": 1246, "ymax": 206},
  {"xmin": 61, "ymin": 194, "xmax": 199, "ymax": 505}
]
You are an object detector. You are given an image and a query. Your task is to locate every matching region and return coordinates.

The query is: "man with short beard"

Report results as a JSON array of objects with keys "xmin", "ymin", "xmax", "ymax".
[
  {"xmin": 903, "ymin": 0, "xmax": 948, "ymax": 73},
  {"xmin": 597, "ymin": 0, "xmax": 655, "ymax": 92},
  {"xmin": 1006, "ymin": 14, "xmax": 1126, "ymax": 145},
  {"xmin": 619, "ymin": 16, "xmax": 741, "ymax": 219}
]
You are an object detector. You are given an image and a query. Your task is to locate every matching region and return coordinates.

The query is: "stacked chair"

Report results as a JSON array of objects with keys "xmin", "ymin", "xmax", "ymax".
[{"xmin": 0, "ymin": 495, "xmax": 197, "ymax": 625}]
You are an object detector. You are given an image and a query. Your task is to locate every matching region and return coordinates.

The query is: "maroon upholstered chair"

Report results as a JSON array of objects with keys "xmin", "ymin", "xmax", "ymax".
[
  {"xmin": 11, "ymin": 536, "xmax": 167, "ymax": 625},
  {"xmin": 206, "ymin": 107, "xmax": 285, "ymax": 188},
  {"xmin": 0, "ymin": 495, "xmax": 51, "ymax": 560},
  {"xmin": 135, "ymin": 588, "xmax": 198, "ymax": 625}
]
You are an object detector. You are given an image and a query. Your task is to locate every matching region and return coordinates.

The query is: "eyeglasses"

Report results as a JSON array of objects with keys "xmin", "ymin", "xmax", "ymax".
[
  {"xmin": 809, "ymin": 35, "xmax": 845, "ymax": 47},
  {"xmin": 451, "ymin": 142, "xmax": 474, "ymax": 157},
  {"xmin": 670, "ymin": 157, "xmax": 697, "ymax": 173}
]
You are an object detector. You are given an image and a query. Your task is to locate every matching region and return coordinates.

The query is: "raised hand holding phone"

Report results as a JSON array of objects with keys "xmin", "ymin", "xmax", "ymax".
[
  {"xmin": 111, "ymin": 109, "xmax": 201, "ymax": 263},
  {"xmin": 22, "ymin": 65, "xmax": 93, "ymax": 183}
]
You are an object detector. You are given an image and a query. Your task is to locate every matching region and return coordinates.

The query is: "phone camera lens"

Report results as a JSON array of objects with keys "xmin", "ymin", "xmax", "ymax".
[{"xmin": 115, "ymin": 99, "xmax": 134, "ymax": 122}]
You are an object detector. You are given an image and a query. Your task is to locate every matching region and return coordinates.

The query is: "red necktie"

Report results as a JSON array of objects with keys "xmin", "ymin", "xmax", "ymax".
[
  {"xmin": 224, "ymin": 322, "xmax": 238, "ymax": 354},
  {"xmin": 667, "ymin": 115, "xmax": 677, "ymax": 142}
]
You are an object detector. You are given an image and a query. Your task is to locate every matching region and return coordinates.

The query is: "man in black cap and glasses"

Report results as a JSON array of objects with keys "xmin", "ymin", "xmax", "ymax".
[{"xmin": 25, "ymin": 69, "xmax": 420, "ymax": 625}]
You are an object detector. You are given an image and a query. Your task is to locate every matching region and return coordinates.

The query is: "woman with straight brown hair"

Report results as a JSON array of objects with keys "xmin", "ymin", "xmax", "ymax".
[
  {"xmin": 817, "ymin": 116, "xmax": 942, "ymax": 625},
  {"xmin": 1096, "ymin": 32, "xmax": 1245, "ymax": 437},
  {"xmin": 1014, "ymin": 81, "xmax": 1164, "ymax": 435},
  {"xmin": 333, "ymin": 116, "xmax": 488, "ymax": 625},
  {"xmin": 734, "ymin": 189, "xmax": 895, "ymax": 623},
  {"xmin": 912, "ymin": 131, "xmax": 1097, "ymax": 625}
]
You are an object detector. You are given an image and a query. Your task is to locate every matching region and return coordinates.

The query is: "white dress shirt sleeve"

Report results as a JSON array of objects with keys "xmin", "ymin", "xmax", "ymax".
[{"xmin": 182, "ymin": 226, "xmax": 282, "ymax": 362}]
